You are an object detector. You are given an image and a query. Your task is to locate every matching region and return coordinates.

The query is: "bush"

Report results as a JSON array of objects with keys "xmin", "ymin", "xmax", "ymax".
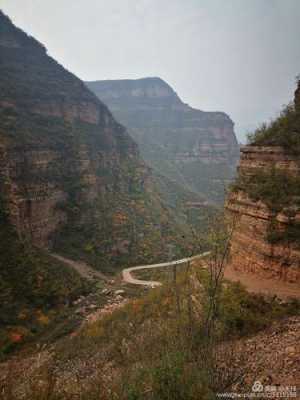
[
  {"xmin": 231, "ymin": 169, "xmax": 300, "ymax": 212},
  {"xmin": 220, "ymin": 282, "xmax": 300, "ymax": 336},
  {"xmin": 0, "ymin": 196, "xmax": 89, "ymax": 357},
  {"xmin": 230, "ymin": 169, "xmax": 300, "ymax": 245},
  {"xmin": 247, "ymin": 102, "xmax": 300, "ymax": 154}
]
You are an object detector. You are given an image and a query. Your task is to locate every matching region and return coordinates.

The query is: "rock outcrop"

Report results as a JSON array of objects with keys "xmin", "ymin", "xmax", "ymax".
[
  {"xmin": 226, "ymin": 80, "xmax": 300, "ymax": 285},
  {"xmin": 227, "ymin": 146, "xmax": 300, "ymax": 283},
  {"xmin": 86, "ymin": 78, "xmax": 239, "ymax": 203},
  {"xmin": 0, "ymin": 11, "xmax": 187, "ymax": 270}
]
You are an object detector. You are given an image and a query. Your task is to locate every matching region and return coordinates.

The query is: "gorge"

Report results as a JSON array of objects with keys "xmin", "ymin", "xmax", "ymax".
[
  {"xmin": 86, "ymin": 77, "xmax": 240, "ymax": 204},
  {"xmin": 0, "ymin": 5, "xmax": 299, "ymax": 398},
  {"xmin": 0, "ymin": 10, "xmax": 189, "ymax": 349},
  {"xmin": 0, "ymin": 11, "xmax": 188, "ymax": 271}
]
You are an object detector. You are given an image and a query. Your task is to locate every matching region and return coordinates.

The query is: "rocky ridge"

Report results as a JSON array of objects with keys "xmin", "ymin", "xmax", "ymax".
[{"xmin": 86, "ymin": 77, "xmax": 240, "ymax": 203}]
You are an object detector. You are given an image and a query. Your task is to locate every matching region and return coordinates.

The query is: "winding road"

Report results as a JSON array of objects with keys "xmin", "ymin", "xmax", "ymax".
[
  {"xmin": 122, "ymin": 252, "xmax": 211, "ymax": 287},
  {"xmin": 51, "ymin": 251, "xmax": 300, "ymax": 298}
]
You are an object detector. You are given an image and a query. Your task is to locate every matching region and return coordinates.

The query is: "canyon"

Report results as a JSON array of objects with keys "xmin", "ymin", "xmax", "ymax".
[
  {"xmin": 0, "ymin": 7, "xmax": 299, "ymax": 400},
  {"xmin": 0, "ymin": 11, "xmax": 190, "ymax": 349},
  {"xmin": 0, "ymin": 11, "xmax": 188, "ymax": 271},
  {"xmin": 86, "ymin": 77, "xmax": 240, "ymax": 204}
]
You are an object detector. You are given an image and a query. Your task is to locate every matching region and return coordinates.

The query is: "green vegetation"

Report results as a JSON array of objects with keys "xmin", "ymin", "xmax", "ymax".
[
  {"xmin": 247, "ymin": 97, "xmax": 300, "ymax": 154},
  {"xmin": 4, "ymin": 267, "xmax": 298, "ymax": 399},
  {"xmin": 231, "ymin": 169, "xmax": 300, "ymax": 245},
  {"xmin": 133, "ymin": 265, "xmax": 183, "ymax": 283},
  {"xmin": 0, "ymin": 19, "xmax": 193, "ymax": 277},
  {"xmin": 231, "ymin": 168, "xmax": 300, "ymax": 212},
  {"xmin": 0, "ymin": 14, "xmax": 208, "ymax": 332},
  {"xmin": 0, "ymin": 87, "xmax": 192, "ymax": 276},
  {"xmin": 54, "ymin": 178, "xmax": 191, "ymax": 273},
  {"xmin": 230, "ymin": 80, "xmax": 300, "ymax": 246},
  {"xmin": 86, "ymin": 79, "xmax": 239, "ymax": 205},
  {"xmin": 219, "ymin": 281, "xmax": 299, "ymax": 335},
  {"xmin": 0, "ymin": 197, "xmax": 89, "ymax": 357},
  {"xmin": 1, "ymin": 212, "xmax": 299, "ymax": 399},
  {"xmin": 266, "ymin": 220, "xmax": 300, "ymax": 245}
]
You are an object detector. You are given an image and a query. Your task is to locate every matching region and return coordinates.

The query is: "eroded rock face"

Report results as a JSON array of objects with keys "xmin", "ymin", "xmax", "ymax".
[
  {"xmin": 226, "ymin": 146, "xmax": 300, "ymax": 284},
  {"xmin": 0, "ymin": 10, "xmax": 136, "ymax": 249},
  {"xmin": 0, "ymin": 11, "xmax": 187, "ymax": 266},
  {"xmin": 86, "ymin": 78, "xmax": 239, "ymax": 203},
  {"xmin": 238, "ymin": 146, "xmax": 300, "ymax": 176}
]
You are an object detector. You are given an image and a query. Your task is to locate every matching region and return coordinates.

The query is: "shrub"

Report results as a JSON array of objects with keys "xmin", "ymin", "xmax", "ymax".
[
  {"xmin": 247, "ymin": 102, "xmax": 300, "ymax": 154},
  {"xmin": 230, "ymin": 169, "xmax": 300, "ymax": 245}
]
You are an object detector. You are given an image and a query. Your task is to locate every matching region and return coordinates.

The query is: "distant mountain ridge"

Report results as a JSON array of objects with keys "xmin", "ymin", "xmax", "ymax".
[{"xmin": 86, "ymin": 77, "xmax": 239, "ymax": 203}]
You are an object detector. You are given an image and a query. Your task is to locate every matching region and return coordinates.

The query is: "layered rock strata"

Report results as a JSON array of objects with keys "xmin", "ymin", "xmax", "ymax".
[
  {"xmin": 226, "ymin": 146, "xmax": 300, "ymax": 283},
  {"xmin": 86, "ymin": 78, "xmax": 239, "ymax": 203},
  {"xmin": 0, "ymin": 11, "xmax": 187, "ymax": 268}
]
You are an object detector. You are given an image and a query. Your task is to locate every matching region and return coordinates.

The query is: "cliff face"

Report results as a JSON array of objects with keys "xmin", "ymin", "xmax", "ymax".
[
  {"xmin": 226, "ymin": 146, "xmax": 300, "ymax": 283},
  {"xmin": 86, "ymin": 78, "xmax": 239, "ymax": 203},
  {"xmin": 0, "ymin": 12, "xmax": 187, "ymax": 271},
  {"xmin": 226, "ymin": 79, "xmax": 300, "ymax": 286}
]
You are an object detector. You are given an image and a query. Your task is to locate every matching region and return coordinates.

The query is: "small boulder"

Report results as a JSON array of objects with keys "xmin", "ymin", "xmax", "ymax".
[
  {"xmin": 115, "ymin": 290, "xmax": 125, "ymax": 296},
  {"xmin": 101, "ymin": 288, "xmax": 111, "ymax": 295}
]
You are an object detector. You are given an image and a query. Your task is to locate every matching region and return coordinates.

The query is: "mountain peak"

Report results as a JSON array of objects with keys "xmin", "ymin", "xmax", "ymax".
[
  {"xmin": 0, "ymin": 10, "xmax": 46, "ymax": 52},
  {"xmin": 85, "ymin": 77, "xmax": 181, "ymax": 105}
]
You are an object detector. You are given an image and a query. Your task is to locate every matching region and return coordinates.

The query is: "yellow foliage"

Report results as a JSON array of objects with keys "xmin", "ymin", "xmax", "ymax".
[
  {"xmin": 18, "ymin": 309, "xmax": 28, "ymax": 320},
  {"xmin": 36, "ymin": 311, "xmax": 50, "ymax": 325},
  {"xmin": 113, "ymin": 211, "xmax": 128, "ymax": 226},
  {"xmin": 85, "ymin": 324, "xmax": 104, "ymax": 338}
]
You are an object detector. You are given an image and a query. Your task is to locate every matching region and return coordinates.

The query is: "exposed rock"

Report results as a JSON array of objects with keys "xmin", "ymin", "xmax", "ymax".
[
  {"xmin": 86, "ymin": 77, "xmax": 239, "ymax": 203},
  {"xmin": 0, "ymin": 11, "xmax": 188, "ymax": 269},
  {"xmin": 75, "ymin": 307, "xmax": 86, "ymax": 314},
  {"xmin": 114, "ymin": 290, "xmax": 125, "ymax": 296},
  {"xmin": 226, "ymin": 145, "xmax": 300, "ymax": 284},
  {"xmin": 225, "ymin": 317, "xmax": 300, "ymax": 393},
  {"xmin": 101, "ymin": 288, "xmax": 111, "ymax": 295}
]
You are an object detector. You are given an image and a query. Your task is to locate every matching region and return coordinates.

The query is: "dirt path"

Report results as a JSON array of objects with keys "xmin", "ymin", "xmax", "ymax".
[
  {"xmin": 50, "ymin": 253, "xmax": 109, "ymax": 282},
  {"xmin": 122, "ymin": 252, "xmax": 211, "ymax": 287},
  {"xmin": 224, "ymin": 264, "xmax": 300, "ymax": 300}
]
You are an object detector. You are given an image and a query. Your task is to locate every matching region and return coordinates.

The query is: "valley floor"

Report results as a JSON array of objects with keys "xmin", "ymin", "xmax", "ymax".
[
  {"xmin": 1, "ymin": 253, "xmax": 299, "ymax": 399},
  {"xmin": 52, "ymin": 251, "xmax": 300, "ymax": 300}
]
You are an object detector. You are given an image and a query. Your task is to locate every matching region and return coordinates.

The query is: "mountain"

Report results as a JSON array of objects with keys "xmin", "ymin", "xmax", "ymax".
[
  {"xmin": 226, "ymin": 80, "xmax": 300, "ymax": 284},
  {"xmin": 0, "ymin": 11, "xmax": 190, "ymax": 267},
  {"xmin": 86, "ymin": 77, "xmax": 240, "ymax": 204},
  {"xmin": 0, "ymin": 11, "xmax": 189, "ymax": 349}
]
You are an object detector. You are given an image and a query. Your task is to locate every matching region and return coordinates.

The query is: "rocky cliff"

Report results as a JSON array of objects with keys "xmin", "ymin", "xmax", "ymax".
[
  {"xmin": 226, "ymin": 82, "xmax": 300, "ymax": 284},
  {"xmin": 86, "ymin": 78, "xmax": 239, "ymax": 204},
  {"xmin": 0, "ymin": 12, "xmax": 188, "ymax": 272}
]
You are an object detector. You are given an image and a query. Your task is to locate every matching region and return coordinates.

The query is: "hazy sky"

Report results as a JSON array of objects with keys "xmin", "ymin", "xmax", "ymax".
[{"xmin": 1, "ymin": 0, "xmax": 300, "ymax": 142}]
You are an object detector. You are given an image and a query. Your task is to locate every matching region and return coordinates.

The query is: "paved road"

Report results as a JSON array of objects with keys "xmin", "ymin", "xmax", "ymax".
[{"xmin": 122, "ymin": 252, "xmax": 211, "ymax": 287}]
